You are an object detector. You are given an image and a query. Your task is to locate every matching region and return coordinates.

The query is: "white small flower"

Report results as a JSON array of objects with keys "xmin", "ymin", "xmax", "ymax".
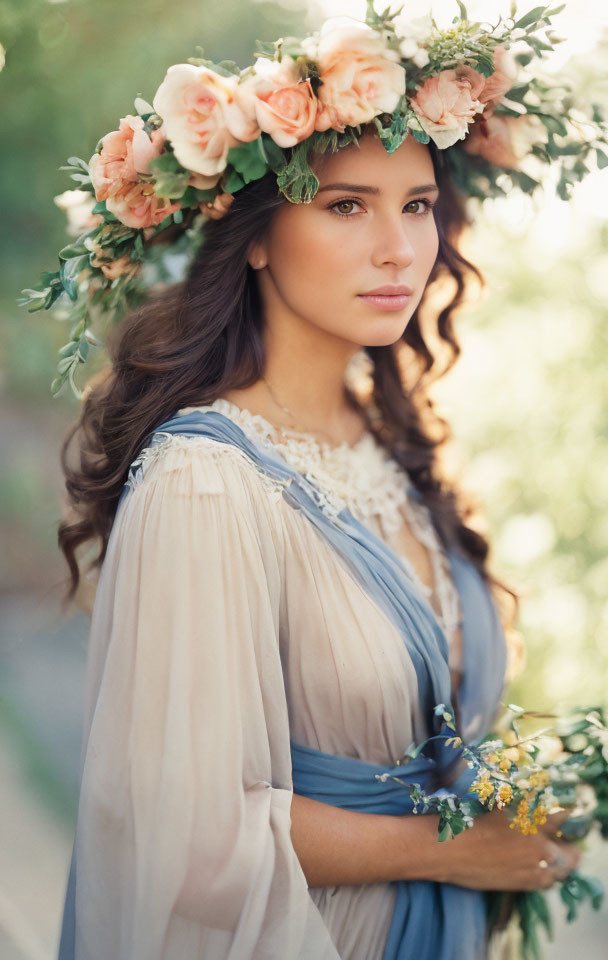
[
  {"xmin": 393, "ymin": 13, "xmax": 433, "ymax": 44},
  {"xmin": 399, "ymin": 37, "xmax": 420, "ymax": 60},
  {"xmin": 413, "ymin": 49, "xmax": 430, "ymax": 68}
]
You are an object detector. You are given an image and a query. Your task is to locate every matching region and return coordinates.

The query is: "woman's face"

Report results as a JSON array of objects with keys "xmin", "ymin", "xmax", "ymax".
[{"xmin": 250, "ymin": 128, "xmax": 440, "ymax": 350}]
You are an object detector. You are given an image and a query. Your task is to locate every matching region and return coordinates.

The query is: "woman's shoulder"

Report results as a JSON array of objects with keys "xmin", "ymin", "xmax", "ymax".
[{"xmin": 123, "ymin": 413, "xmax": 287, "ymax": 506}]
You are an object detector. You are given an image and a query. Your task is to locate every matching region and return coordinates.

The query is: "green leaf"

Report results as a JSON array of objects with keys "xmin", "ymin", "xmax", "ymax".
[
  {"xmin": 257, "ymin": 133, "xmax": 288, "ymax": 174},
  {"xmin": 59, "ymin": 254, "xmax": 89, "ymax": 301},
  {"xmin": 373, "ymin": 108, "xmax": 408, "ymax": 155},
  {"xmin": 539, "ymin": 114, "xmax": 568, "ymax": 137},
  {"xmin": 456, "ymin": 1, "xmax": 468, "ymax": 20},
  {"xmin": 57, "ymin": 356, "xmax": 75, "ymax": 375},
  {"xmin": 503, "ymin": 83, "xmax": 531, "ymax": 104},
  {"xmin": 473, "ymin": 57, "xmax": 498, "ymax": 78},
  {"xmin": 596, "ymin": 148, "xmax": 608, "ymax": 169},
  {"xmin": 226, "ymin": 139, "xmax": 269, "ymax": 184},
  {"xmin": 515, "ymin": 51, "xmax": 534, "ymax": 67},
  {"xmin": 58, "ymin": 341, "xmax": 79, "ymax": 358},
  {"xmin": 411, "ymin": 126, "xmax": 430, "ymax": 144},
  {"xmin": 253, "ymin": 39, "xmax": 277, "ymax": 59},
  {"xmin": 222, "ymin": 169, "xmax": 245, "ymax": 194},
  {"xmin": 134, "ymin": 96, "xmax": 154, "ymax": 116},
  {"xmin": 148, "ymin": 151, "xmax": 191, "ymax": 199},
  {"xmin": 58, "ymin": 237, "xmax": 91, "ymax": 260},
  {"xmin": 438, "ymin": 822, "xmax": 452, "ymax": 842},
  {"xmin": 514, "ymin": 6, "xmax": 549, "ymax": 29},
  {"xmin": 179, "ymin": 185, "xmax": 217, "ymax": 207},
  {"xmin": 186, "ymin": 54, "xmax": 240, "ymax": 77}
]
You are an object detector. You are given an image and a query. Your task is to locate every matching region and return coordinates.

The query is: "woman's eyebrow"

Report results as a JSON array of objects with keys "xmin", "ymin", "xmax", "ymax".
[{"xmin": 316, "ymin": 182, "xmax": 439, "ymax": 196}]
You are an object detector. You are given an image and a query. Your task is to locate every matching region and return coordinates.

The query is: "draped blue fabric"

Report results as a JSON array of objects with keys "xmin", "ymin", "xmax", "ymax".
[{"xmin": 59, "ymin": 408, "xmax": 507, "ymax": 960}]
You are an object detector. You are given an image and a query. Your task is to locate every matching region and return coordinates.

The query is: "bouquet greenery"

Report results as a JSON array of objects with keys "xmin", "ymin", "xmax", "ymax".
[{"xmin": 377, "ymin": 702, "xmax": 607, "ymax": 959}]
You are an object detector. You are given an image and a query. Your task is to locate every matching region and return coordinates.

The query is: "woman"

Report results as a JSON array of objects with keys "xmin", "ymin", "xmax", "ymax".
[
  {"xmin": 55, "ymin": 126, "xmax": 581, "ymax": 960},
  {"xmin": 39, "ymin": 4, "xmax": 605, "ymax": 956}
]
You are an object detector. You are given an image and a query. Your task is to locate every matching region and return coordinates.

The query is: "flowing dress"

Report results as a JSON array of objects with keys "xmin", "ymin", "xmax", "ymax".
[{"xmin": 57, "ymin": 396, "xmax": 508, "ymax": 960}]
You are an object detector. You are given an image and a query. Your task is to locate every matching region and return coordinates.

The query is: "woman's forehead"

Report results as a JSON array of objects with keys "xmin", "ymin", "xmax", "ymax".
[{"xmin": 312, "ymin": 132, "xmax": 436, "ymax": 191}]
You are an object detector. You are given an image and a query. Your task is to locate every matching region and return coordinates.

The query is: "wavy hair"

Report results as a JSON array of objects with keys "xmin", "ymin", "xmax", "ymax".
[{"xmin": 57, "ymin": 133, "xmax": 520, "ymax": 657}]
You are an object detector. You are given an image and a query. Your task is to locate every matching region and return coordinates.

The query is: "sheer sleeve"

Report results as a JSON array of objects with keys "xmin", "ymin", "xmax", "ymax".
[{"xmin": 68, "ymin": 438, "xmax": 341, "ymax": 960}]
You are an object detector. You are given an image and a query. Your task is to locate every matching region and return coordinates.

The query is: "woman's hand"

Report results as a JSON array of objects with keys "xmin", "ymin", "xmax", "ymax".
[{"xmin": 428, "ymin": 806, "xmax": 582, "ymax": 891}]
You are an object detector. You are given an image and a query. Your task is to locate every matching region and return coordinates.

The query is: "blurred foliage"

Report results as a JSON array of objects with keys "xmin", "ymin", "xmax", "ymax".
[
  {"xmin": 0, "ymin": 1, "xmax": 606, "ymax": 713},
  {"xmin": 434, "ymin": 39, "xmax": 608, "ymax": 708}
]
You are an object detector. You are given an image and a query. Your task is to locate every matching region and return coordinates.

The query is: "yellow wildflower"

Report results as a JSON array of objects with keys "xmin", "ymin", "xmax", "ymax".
[
  {"xmin": 469, "ymin": 773, "xmax": 495, "ymax": 804},
  {"xmin": 529, "ymin": 770, "xmax": 551, "ymax": 788},
  {"xmin": 495, "ymin": 782, "xmax": 514, "ymax": 809}
]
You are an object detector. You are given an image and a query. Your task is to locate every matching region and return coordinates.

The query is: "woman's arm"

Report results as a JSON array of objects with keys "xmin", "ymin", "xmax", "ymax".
[
  {"xmin": 290, "ymin": 792, "xmax": 440, "ymax": 886},
  {"xmin": 290, "ymin": 793, "xmax": 581, "ymax": 891}
]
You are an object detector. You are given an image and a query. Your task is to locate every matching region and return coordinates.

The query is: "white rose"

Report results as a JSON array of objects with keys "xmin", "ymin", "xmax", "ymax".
[{"xmin": 152, "ymin": 63, "xmax": 259, "ymax": 178}]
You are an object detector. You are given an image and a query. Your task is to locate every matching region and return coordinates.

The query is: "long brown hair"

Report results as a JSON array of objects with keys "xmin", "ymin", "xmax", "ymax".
[{"xmin": 58, "ymin": 134, "xmax": 520, "ymax": 646}]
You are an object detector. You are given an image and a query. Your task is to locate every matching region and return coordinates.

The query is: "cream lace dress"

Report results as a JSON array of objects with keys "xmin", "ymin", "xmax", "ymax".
[{"xmin": 68, "ymin": 395, "xmax": 470, "ymax": 960}]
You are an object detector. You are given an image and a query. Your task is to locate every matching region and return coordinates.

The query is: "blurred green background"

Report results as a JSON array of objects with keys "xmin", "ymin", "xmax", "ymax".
[{"xmin": 0, "ymin": 1, "xmax": 606, "ymax": 957}]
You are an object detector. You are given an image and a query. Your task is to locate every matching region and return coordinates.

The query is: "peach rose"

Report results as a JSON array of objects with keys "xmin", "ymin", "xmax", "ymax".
[
  {"xmin": 302, "ymin": 18, "xmax": 405, "ymax": 132},
  {"xmin": 234, "ymin": 57, "xmax": 317, "ymax": 148},
  {"xmin": 152, "ymin": 64, "xmax": 259, "ymax": 177},
  {"xmin": 462, "ymin": 112, "xmax": 548, "ymax": 168},
  {"xmin": 90, "ymin": 115, "xmax": 165, "ymax": 200},
  {"xmin": 410, "ymin": 65, "xmax": 486, "ymax": 148}
]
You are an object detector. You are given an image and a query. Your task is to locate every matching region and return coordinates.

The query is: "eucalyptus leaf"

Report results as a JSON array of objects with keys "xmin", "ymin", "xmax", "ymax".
[
  {"xmin": 596, "ymin": 149, "xmax": 608, "ymax": 169},
  {"xmin": 513, "ymin": 6, "xmax": 548, "ymax": 30},
  {"xmin": 134, "ymin": 96, "xmax": 154, "ymax": 116}
]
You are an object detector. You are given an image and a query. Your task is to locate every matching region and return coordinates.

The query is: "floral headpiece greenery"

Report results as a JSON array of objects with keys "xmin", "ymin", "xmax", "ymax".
[{"xmin": 18, "ymin": 0, "xmax": 608, "ymax": 398}]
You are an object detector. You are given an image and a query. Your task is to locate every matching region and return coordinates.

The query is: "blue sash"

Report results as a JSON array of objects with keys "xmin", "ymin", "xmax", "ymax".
[{"xmin": 60, "ymin": 409, "xmax": 507, "ymax": 960}]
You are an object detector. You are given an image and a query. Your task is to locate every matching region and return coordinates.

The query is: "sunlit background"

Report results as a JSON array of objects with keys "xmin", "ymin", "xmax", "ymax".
[{"xmin": 1, "ymin": 0, "xmax": 606, "ymax": 956}]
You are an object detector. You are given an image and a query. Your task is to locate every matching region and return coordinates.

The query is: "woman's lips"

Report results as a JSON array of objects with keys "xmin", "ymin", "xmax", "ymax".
[{"xmin": 357, "ymin": 293, "xmax": 412, "ymax": 311}]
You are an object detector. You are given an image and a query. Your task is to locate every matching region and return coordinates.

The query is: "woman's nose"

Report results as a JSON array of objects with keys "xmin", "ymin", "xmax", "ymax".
[{"xmin": 371, "ymin": 219, "xmax": 416, "ymax": 268}]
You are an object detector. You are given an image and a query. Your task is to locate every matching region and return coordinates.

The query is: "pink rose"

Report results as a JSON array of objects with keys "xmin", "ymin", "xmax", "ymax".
[
  {"xmin": 463, "ymin": 113, "xmax": 547, "ymax": 169},
  {"xmin": 90, "ymin": 115, "xmax": 165, "ymax": 200},
  {"xmin": 234, "ymin": 57, "xmax": 317, "ymax": 148},
  {"xmin": 103, "ymin": 182, "xmax": 180, "ymax": 229},
  {"xmin": 302, "ymin": 18, "xmax": 405, "ymax": 132},
  {"xmin": 89, "ymin": 115, "xmax": 178, "ymax": 228},
  {"xmin": 152, "ymin": 64, "xmax": 259, "ymax": 176},
  {"xmin": 479, "ymin": 45, "xmax": 519, "ymax": 115},
  {"xmin": 410, "ymin": 65, "xmax": 486, "ymax": 149}
]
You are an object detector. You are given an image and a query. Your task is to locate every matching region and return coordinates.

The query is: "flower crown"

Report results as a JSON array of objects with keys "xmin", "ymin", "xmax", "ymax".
[{"xmin": 19, "ymin": 0, "xmax": 608, "ymax": 398}]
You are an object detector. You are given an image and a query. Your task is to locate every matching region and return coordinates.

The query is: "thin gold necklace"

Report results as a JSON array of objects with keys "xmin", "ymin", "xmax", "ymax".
[{"xmin": 261, "ymin": 375, "xmax": 360, "ymax": 449}]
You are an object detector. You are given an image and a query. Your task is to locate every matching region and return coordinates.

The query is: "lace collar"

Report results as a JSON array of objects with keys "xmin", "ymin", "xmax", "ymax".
[{"xmin": 175, "ymin": 398, "xmax": 463, "ymax": 652}]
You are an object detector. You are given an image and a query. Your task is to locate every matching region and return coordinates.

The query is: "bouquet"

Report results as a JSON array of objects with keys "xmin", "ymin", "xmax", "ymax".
[{"xmin": 377, "ymin": 702, "xmax": 607, "ymax": 959}]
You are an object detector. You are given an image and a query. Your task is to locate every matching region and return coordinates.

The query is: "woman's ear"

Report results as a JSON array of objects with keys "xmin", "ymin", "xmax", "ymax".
[{"xmin": 247, "ymin": 242, "xmax": 267, "ymax": 270}]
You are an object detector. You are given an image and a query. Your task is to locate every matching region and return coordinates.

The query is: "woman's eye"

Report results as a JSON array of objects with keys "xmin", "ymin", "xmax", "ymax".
[
  {"xmin": 331, "ymin": 199, "xmax": 361, "ymax": 216},
  {"xmin": 328, "ymin": 198, "xmax": 434, "ymax": 218}
]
